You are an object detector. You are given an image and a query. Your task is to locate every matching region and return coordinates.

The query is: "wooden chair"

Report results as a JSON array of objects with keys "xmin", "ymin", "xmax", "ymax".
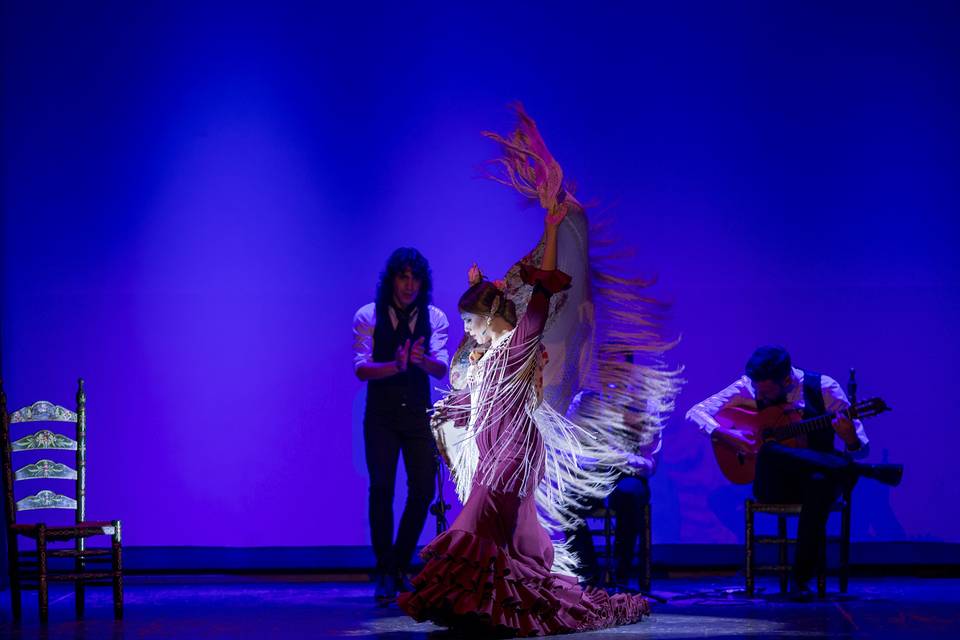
[
  {"xmin": 744, "ymin": 493, "xmax": 851, "ymax": 596},
  {"xmin": 587, "ymin": 500, "xmax": 652, "ymax": 593},
  {"xmin": 1, "ymin": 378, "xmax": 123, "ymax": 621}
]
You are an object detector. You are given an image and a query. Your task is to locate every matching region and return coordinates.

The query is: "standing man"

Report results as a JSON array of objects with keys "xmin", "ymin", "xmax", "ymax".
[
  {"xmin": 686, "ymin": 346, "xmax": 902, "ymax": 599},
  {"xmin": 353, "ymin": 247, "xmax": 450, "ymax": 605}
]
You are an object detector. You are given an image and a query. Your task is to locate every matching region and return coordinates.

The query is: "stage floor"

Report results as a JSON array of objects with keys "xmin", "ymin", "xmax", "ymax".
[{"xmin": 2, "ymin": 574, "xmax": 958, "ymax": 638}]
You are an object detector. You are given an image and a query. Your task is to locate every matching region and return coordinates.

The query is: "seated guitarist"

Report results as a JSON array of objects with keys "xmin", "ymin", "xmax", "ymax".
[{"xmin": 686, "ymin": 345, "xmax": 901, "ymax": 598}]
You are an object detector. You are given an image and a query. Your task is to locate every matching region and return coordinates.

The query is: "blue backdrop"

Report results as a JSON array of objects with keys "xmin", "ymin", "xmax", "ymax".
[{"xmin": 2, "ymin": 1, "xmax": 958, "ymax": 548}]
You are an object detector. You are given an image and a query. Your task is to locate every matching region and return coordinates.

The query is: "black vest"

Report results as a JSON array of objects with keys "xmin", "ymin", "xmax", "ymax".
[
  {"xmin": 366, "ymin": 303, "xmax": 432, "ymax": 411},
  {"xmin": 800, "ymin": 370, "xmax": 833, "ymax": 453}
]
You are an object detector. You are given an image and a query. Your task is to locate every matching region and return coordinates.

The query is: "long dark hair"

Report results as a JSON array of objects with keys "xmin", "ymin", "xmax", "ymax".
[
  {"xmin": 458, "ymin": 282, "xmax": 517, "ymax": 326},
  {"xmin": 375, "ymin": 247, "xmax": 433, "ymax": 311}
]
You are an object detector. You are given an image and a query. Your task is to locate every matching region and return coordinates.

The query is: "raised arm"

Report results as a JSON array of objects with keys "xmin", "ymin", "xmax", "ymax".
[
  {"xmin": 510, "ymin": 203, "xmax": 572, "ymax": 348},
  {"xmin": 540, "ymin": 202, "xmax": 564, "ymax": 271}
]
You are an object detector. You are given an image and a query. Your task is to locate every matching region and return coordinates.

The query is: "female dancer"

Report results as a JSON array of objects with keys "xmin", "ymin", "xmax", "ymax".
[
  {"xmin": 398, "ymin": 105, "xmax": 680, "ymax": 636},
  {"xmin": 397, "ymin": 107, "xmax": 675, "ymax": 635}
]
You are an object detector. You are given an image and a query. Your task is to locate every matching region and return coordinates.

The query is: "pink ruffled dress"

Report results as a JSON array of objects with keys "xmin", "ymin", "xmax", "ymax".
[{"xmin": 398, "ymin": 266, "xmax": 650, "ymax": 636}]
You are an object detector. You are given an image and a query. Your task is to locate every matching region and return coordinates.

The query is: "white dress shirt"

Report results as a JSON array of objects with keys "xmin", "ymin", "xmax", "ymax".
[
  {"xmin": 686, "ymin": 367, "xmax": 869, "ymax": 457},
  {"xmin": 352, "ymin": 303, "xmax": 450, "ymax": 372}
]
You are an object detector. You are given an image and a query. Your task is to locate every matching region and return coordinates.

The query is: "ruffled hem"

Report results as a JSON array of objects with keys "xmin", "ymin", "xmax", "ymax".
[
  {"xmin": 519, "ymin": 264, "xmax": 572, "ymax": 295},
  {"xmin": 397, "ymin": 528, "xmax": 649, "ymax": 637}
]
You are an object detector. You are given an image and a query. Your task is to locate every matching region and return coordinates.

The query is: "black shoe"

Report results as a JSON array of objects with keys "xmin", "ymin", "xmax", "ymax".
[
  {"xmin": 789, "ymin": 578, "xmax": 814, "ymax": 602},
  {"xmin": 396, "ymin": 572, "xmax": 415, "ymax": 593},
  {"xmin": 855, "ymin": 463, "xmax": 903, "ymax": 487},
  {"xmin": 374, "ymin": 572, "xmax": 397, "ymax": 606}
]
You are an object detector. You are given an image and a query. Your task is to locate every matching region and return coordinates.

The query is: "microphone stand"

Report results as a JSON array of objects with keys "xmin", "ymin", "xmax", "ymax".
[{"xmin": 429, "ymin": 448, "xmax": 450, "ymax": 535}]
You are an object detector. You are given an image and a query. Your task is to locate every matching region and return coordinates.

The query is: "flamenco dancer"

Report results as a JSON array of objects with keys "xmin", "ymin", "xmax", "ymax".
[{"xmin": 398, "ymin": 106, "xmax": 681, "ymax": 635}]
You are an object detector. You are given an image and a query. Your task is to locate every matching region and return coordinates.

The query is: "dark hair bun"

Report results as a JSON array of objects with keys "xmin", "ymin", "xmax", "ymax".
[{"xmin": 458, "ymin": 282, "xmax": 517, "ymax": 328}]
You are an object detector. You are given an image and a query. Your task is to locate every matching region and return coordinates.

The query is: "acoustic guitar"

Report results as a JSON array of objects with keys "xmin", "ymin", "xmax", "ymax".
[{"xmin": 712, "ymin": 397, "xmax": 890, "ymax": 484}]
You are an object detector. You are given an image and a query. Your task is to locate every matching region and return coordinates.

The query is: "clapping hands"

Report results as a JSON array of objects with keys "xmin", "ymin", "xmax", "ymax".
[
  {"xmin": 409, "ymin": 336, "xmax": 426, "ymax": 366},
  {"xmin": 395, "ymin": 339, "xmax": 410, "ymax": 372},
  {"xmin": 395, "ymin": 337, "xmax": 427, "ymax": 372}
]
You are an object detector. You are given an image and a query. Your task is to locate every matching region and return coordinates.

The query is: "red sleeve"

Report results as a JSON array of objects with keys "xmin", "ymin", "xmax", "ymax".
[
  {"xmin": 519, "ymin": 263, "xmax": 572, "ymax": 295},
  {"xmin": 513, "ymin": 264, "xmax": 572, "ymax": 346}
]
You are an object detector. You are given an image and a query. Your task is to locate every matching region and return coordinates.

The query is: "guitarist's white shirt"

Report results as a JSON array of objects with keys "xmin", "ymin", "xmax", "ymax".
[{"xmin": 686, "ymin": 367, "xmax": 869, "ymax": 457}]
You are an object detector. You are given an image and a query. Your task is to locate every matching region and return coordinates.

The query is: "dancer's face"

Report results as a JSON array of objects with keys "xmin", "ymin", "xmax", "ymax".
[
  {"xmin": 461, "ymin": 312, "xmax": 490, "ymax": 345},
  {"xmin": 392, "ymin": 267, "xmax": 421, "ymax": 308}
]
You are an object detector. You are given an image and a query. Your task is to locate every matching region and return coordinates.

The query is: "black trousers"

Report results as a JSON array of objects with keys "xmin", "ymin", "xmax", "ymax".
[
  {"xmin": 753, "ymin": 442, "xmax": 857, "ymax": 583},
  {"xmin": 363, "ymin": 403, "xmax": 437, "ymax": 575},
  {"xmin": 566, "ymin": 476, "xmax": 650, "ymax": 588}
]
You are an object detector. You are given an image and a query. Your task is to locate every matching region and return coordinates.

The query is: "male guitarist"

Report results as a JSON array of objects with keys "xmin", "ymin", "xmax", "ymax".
[{"xmin": 686, "ymin": 345, "xmax": 902, "ymax": 598}]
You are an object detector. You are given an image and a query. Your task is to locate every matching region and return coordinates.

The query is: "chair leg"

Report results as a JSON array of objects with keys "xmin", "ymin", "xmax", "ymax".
[
  {"xmin": 817, "ymin": 563, "xmax": 827, "ymax": 597},
  {"xmin": 840, "ymin": 498, "xmax": 851, "ymax": 594},
  {"xmin": 75, "ymin": 577, "xmax": 86, "ymax": 618},
  {"xmin": 745, "ymin": 500, "xmax": 755, "ymax": 596},
  {"xmin": 7, "ymin": 529, "xmax": 22, "ymax": 620},
  {"xmin": 38, "ymin": 524, "xmax": 49, "ymax": 622},
  {"xmin": 75, "ymin": 538, "xmax": 86, "ymax": 618},
  {"xmin": 778, "ymin": 515, "xmax": 789, "ymax": 594},
  {"xmin": 603, "ymin": 509, "xmax": 613, "ymax": 588},
  {"xmin": 641, "ymin": 503, "xmax": 652, "ymax": 594},
  {"xmin": 817, "ymin": 534, "xmax": 827, "ymax": 597},
  {"xmin": 112, "ymin": 520, "xmax": 124, "ymax": 620}
]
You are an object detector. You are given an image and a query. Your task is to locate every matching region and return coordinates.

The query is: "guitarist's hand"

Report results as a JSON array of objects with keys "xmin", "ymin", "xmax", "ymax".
[
  {"xmin": 832, "ymin": 415, "xmax": 861, "ymax": 449},
  {"xmin": 714, "ymin": 426, "xmax": 759, "ymax": 455}
]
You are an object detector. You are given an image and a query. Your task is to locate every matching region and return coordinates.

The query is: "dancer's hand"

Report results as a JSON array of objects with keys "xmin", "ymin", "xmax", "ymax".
[
  {"xmin": 409, "ymin": 336, "xmax": 426, "ymax": 366},
  {"xmin": 395, "ymin": 338, "xmax": 410, "ymax": 372},
  {"xmin": 545, "ymin": 201, "xmax": 569, "ymax": 227},
  {"xmin": 430, "ymin": 399, "xmax": 449, "ymax": 430},
  {"xmin": 468, "ymin": 262, "xmax": 483, "ymax": 286}
]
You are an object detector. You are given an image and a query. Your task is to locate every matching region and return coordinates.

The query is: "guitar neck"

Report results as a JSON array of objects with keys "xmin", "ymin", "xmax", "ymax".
[{"xmin": 769, "ymin": 410, "xmax": 843, "ymax": 442}]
